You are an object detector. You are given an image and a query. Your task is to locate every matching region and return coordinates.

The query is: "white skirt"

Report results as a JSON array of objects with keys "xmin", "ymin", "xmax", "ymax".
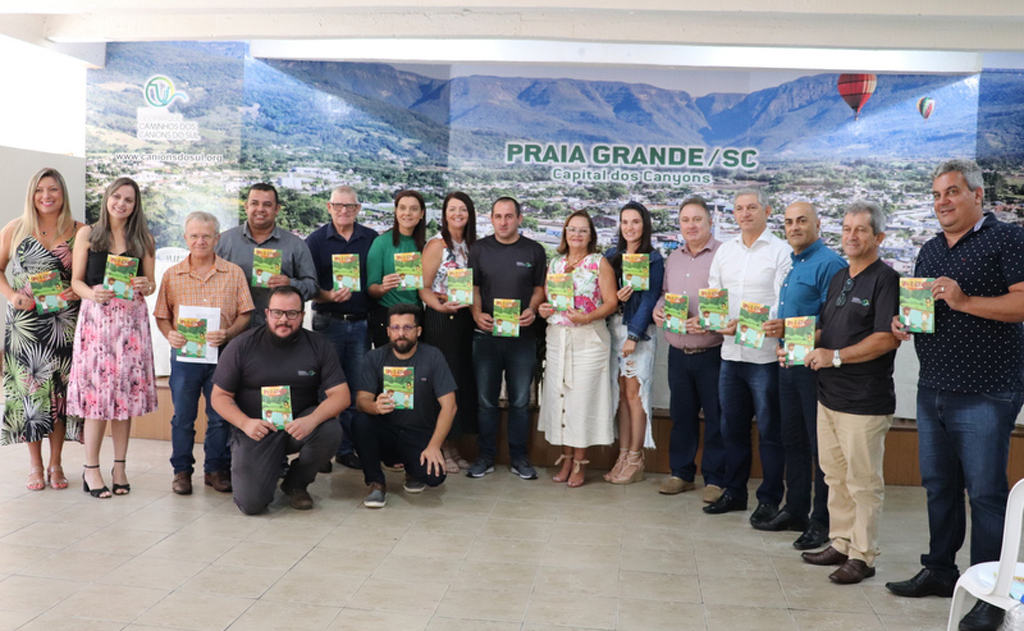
[
  {"xmin": 538, "ymin": 321, "xmax": 615, "ymax": 448},
  {"xmin": 608, "ymin": 315, "xmax": 657, "ymax": 448}
]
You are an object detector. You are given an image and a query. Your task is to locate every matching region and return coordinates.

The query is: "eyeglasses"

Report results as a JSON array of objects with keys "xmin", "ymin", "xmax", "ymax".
[
  {"xmin": 388, "ymin": 324, "xmax": 418, "ymax": 333},
  {"xmin": 835, "ymin": 278, "xmax": 855, "ymax": 307},
  {"xmin": 565, "ymin": 227, "xmax": 590, "ymax": 235},
  {"xmin": 329, "ymin": 203, "xmax": 360, "ymax": 213},
  {"xmin": 268, "ymin": 309, "xmax": 303, "ymax": 320}
]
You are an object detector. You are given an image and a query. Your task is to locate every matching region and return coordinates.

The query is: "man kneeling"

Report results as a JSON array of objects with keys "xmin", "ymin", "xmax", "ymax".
[
  {"xmin": 212, "ymin": 286, "xmax": 350, "ymax": 514},
  {"xmin": 354, "ymin": 303, "xmax": 456, "ymax": 508}
]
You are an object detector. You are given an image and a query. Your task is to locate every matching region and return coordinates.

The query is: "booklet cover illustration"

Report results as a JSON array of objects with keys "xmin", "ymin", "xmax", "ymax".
[
  {"xmin": 261, "ymin": 385, "xmax": 292, "ymax": 430},
  {"xmin": 28, "ymin": 270, "xmax": 67, "ymax": 314},
  {"xmin": 177, "ymin": 317, "xmax": 207, "ymax": 359},
  {"xmin": 103, "ymin": 255, "xmax": 139, "ymax": 300},
  {"xmin": 447, "ymin": 268, "xmax": 473, "ymax": 305},
  {"xmin": 383, "ymin": 366, "xmax": 414, "ymax": 410},
  {"xmin": 622, "ymin": 253, "xmax": 650, "ymax": 291},
  {"xmin": 784, "ymin": 316, "xmax": 816, "ymax": 367},
  {"xmin": 663, "ymin": 293, "xmax": 689, "ymax": 334},
  {"xmin": 698, "ymin": 288, "xmax": 729, "ymax": 331},
  {"xmin": 394, "ymin": 252, "xmax": 423, "ymax": 290},
  {"xmin": 252, "ymin": 248, "xmax": 281, "ymax": 288},
  {"xmin": 492, "ymin": 298, "xmax": 521, "ymax": 337},
  {"xmin": 332, "ymin": 254, "xmax": 360, "ymax": 292},
  {"xmin": 736, "ymin": 301, "xmax": 770, "ymax": 348},
  {"xmin": 547, "ymin": 273, "xmax": 573, "ymax": 312},
  {"xmin": 900, "ymin": 278, "xmax": 935, "ymax": 333}
]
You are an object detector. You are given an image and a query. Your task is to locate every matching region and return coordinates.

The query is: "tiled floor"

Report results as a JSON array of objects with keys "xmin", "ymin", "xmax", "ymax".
[{"xmin": 0, "ymin": 439, "xmax": 958, "ymax": 631}]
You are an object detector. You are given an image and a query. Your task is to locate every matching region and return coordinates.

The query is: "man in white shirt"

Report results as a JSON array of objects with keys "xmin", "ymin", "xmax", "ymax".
[{"xmin": 701, "ymin": 188, "xmax": 792, "ymax": 526}]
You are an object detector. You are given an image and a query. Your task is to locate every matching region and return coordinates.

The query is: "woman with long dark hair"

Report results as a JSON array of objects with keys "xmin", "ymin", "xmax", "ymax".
[
  {"xmin": 419, "ymin": 191, "xmax": 478, "ymax": 471},
  {"xmin": 366, "ymin": 190, "xmax": 426, "ymax": 348},
  {"xmin": 68, "ymin": 177, "xmax": 158, "ymax": 498},
  {"xmin": 603, "ymin": 201, "xmax": 664, "ymax": 484},
  {"xmin": 0, "ymin": 168, "xmax": 83, "ymax": 490}
]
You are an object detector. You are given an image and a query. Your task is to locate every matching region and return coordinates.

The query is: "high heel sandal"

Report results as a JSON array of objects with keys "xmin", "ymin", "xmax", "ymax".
[
  {"xmin": 603, "ymin": 449, "xmax": 628, "ymax": 482},
  {"xmin": 26, "ymin": 466, "xmax": 45, "ymax": 491},
  {"xmin": 46, "ymin": 466, "xmax": 68, "ymax": 490},
  {"xmin": 610, "ymin": 451, "xmax": 644, "ymax": 485},
  {"xmin": 82, "ymin": 464, "xmax": 111, "ymax": 499},
  {"xmin": 111, "ymin": 460, "xmax": 131, "ymax": 495},
  {"xmin": 567, "ymin": 459, "xmax": 590, "ymax": 488},
  {"xmin": 551, "ymin": 454, "xmax": 573, "ymax": 483}
]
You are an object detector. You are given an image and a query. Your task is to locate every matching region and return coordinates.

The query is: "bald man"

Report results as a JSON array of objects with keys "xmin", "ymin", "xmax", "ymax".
[{"xmin": 758, "ymin": 202, "xmax": 847, "ymax": 549}]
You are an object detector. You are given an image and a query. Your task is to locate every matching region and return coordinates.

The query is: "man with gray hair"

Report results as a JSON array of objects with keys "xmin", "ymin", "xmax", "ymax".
[
  {"xmin": 887, "ymin": 160, "xmax": 1024, "ymax": 631},
  {"xmin": 154, "ymin": 211, "xmax": 255, "ymax": 495},
  {"xmin": 796, "ymin": 201, "xmax": 900, "ymax": 585}
]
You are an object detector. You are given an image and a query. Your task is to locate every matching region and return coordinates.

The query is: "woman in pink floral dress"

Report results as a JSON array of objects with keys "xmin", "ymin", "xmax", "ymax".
[
  {"xmin": 537, "ymin": 210, "xmax": 618, "ymax": 487},
  {"xmin": 68, "ymin": 177, "xmax": 158, "ymax": 498}
]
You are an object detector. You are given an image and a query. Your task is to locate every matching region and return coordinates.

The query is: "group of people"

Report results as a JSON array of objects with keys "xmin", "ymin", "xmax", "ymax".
[{"xmin": 2, "ymin": 158, "xmax": 1021, "ymax": 631}]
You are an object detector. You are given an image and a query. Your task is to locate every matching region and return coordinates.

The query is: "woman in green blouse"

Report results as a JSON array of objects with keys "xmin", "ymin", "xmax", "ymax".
[{"xmin": 366, "ymin": 189, "xmax": 426, "ymax": 347}]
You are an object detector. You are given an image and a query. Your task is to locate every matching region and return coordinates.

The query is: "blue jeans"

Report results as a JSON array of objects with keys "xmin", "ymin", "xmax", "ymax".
[
  {"xmin": 312, "ymin": 313, "xmax": 369, "ymax": 457},
  {"xmin": 169, "ymin": 354, "xmax": 230, "ymax": 474},
  {"xmin": 779, "ymin": 365, "xmax": 828, "ymax": 525},
  {"xmin": 917, "ymin": 385, "xmax": 1023, "ymax": 578},
  {"xmin": 667, "ymin": 345, "xmax": 725, "ymax": 486},
  {"xmin": 473, "ymin": 331, "xmax": 537, "ymax": 462},
  {"xmin": 719, "ymin": 360, "xmax": 784, "ymax": 504}
]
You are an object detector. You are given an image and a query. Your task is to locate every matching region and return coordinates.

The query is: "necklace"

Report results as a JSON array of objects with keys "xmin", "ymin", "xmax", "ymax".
[{"xmin": 565, "ymin": 252, "xmax": 587, "ymax": 273}]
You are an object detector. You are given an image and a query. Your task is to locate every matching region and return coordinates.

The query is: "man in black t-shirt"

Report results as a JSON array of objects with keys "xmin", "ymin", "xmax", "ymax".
[
  {"xmin": 792, "ymin": 202, "xmax": 900, "ymax": 586},
  {"xmin": 466, "ymin": 197, "xmax": 547, "ymax": 480},
  {"xmin": 212, "ymin": 287, "xmax": 350, "ymax": 514},
  {"xmin": 353, "ymin": 304, "xmax": 457, "ymax": 508}
]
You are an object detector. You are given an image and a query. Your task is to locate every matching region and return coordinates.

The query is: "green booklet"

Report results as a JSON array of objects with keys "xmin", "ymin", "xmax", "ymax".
[
  {"xmin": 383, "ymin": 366, "xmax": 414, "ymax": 410},
  {"xmin": 492, "ymin": 298, "xmax": 521, "ymax": 338},
  {"xmin": 103, "ymin": 254, "xmax": 139, "ymax": 300},
  {"xmin": 736, "ymin": 301, "xmax": 770, "ymax": 349},
  {"xmin": 784, "ymin": 316, "xmax": 816, "ymax": 367},
  {"xmin": 261, "ymin": 385, "xmax": 292, "ymax": 430},
  {"xmin": 28, "ymin": 270, "xmax": 67, "ymax": 314},
  {"xmin": 252, "ymin": 248, "xmax": 281, "ymax": 288},
  {"xmin": 663, "ymin": 293, "xmax": 688, "ymax": 334},
  {"xmin": 394, "ymin": 252, "xmax": 423, "ymax": 290},
  {"xmin": 332, "ymin": 254, "xmax": 360, "ymax": 292},
  {"xmin": 900, "ymin": 277, "xmax": 935, "ymax": 333},
  {"xmin": 177, "ymin": 317, "xmax": 207, "ymax": 359},
  {"xmin": 698, "ymin": 288, "xmax": 729, "ymax": 331},
  {"xmin": 622, "ymin": 253, "xmax": 650, "ymax": 291},
  {"xmin": 547, "ymin": 273, "xmax": 573, "ymax": 312},
  {"xmin": 446, "ymin": 268, "xmax": 473, "ymax": 305}
]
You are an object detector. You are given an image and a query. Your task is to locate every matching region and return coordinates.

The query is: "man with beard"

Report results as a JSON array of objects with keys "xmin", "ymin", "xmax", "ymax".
[
  {"xmin": 352, "ymin": 303, "xmax": 457, "ymax": 508},
  {"xmin": 212, "ymin": 286, "xmax": 350, "ymax": 514}
]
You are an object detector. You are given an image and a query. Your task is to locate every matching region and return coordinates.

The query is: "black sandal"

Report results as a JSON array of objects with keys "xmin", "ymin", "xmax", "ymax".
[
  {"xmin": 82, "ymin": 464, "xmax": 111, "ymax": 499},
  {"xmin": 111, "ymin": 459, "xmax": 131, "ymax": 495}
]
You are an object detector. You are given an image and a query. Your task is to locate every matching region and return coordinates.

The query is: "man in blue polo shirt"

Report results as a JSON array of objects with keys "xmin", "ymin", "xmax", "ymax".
[
  {"xmin": 758, "ymin": 202, "xmax": 847, "ymax": 549},
  {"xmin": 305, "ymin": 185, "xmax": 378, "ymax": 470},
  {"xmin": 887, "ymin": 160, "xmax": 1024, "ymax": 631}
]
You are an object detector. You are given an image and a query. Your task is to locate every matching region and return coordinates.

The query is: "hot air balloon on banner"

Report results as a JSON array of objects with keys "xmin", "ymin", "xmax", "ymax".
[
  {"xmin": 917, "ymin": 96, "xmax": 935, "ymax": 120},
  {"xmin": 837, "ymin": 73, "xmax": 877, "ymax": 120}
]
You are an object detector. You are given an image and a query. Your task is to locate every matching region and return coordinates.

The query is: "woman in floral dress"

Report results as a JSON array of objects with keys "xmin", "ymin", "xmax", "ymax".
[
  {"xmin": 68, "ymin": 177, "xmax": 158, "ymax": 498},
  {"xmin": 537, "ymin": 210, "xmax": 619, "ymax": 487},
  {"xmin": 0, "ymin": 168, "xmax": 82, "ymax": 491}
]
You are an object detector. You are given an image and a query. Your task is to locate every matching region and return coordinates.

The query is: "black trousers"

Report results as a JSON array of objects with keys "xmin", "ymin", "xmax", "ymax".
[{"xmin": 352, "ymin": 415, "xmax": 446, "ymax": 488}]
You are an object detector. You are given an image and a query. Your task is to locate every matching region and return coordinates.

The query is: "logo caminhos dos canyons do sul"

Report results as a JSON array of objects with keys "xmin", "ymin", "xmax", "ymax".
[{"xmin": 144, "ymin": 75, "xmax": 189, "ymax": 108}]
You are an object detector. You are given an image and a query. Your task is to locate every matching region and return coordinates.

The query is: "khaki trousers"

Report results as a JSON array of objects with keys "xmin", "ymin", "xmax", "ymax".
[{"xmin": 816, "ymin": 403, "xmax": 892, "ymax": 565}]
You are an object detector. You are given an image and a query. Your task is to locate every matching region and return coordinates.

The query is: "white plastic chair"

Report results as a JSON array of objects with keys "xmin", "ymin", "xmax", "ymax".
[{"xmin": 946, "ymin": 478, "xmax": 1024, "ymax": 630}]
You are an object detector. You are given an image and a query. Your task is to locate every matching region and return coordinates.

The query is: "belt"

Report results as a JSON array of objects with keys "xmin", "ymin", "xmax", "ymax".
[
  {"xmin": 683, "ymin": 347, "xmax": 711, "ymax": 355},
  {"xmin": 328, "ymin": 312, "xmax": 366, "ymax": 322}
]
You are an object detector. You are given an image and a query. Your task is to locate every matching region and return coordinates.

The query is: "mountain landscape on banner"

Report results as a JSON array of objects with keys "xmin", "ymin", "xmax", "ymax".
[{"xmin": 257, "ymin": 59, "xmax": 981, "ymax": 161}]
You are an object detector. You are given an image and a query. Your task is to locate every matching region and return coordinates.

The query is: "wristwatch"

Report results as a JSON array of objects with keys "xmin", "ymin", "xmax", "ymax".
[{"xmin": 832, "ymin": 349, "xmax": 842, "ymax": 368}]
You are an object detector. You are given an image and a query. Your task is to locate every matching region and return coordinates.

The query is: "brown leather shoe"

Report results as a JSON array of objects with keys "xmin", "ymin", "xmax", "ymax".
[
  {"xmin": 801, "ymin": 545, "xmax": 849, "ymax": 566},
  {"xmin": 172, "ymin": 472, "xmax": 192, "ymax": 495},
  {"xmin": 281, "ymin": 482, "xmax": 314, "ymax": 510},
  {"xmin": 829, "ymin": 559, "xmax": 876, "ymax": 584},
  {"xmin": 204, "ymin": 471, "xmax": 232, "ymax": 493}
]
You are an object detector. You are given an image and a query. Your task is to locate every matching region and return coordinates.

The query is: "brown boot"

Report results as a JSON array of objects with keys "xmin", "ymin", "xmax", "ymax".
[{"xmin": 172, "ymin": 472, "xmax": 192, "ymax": 495}]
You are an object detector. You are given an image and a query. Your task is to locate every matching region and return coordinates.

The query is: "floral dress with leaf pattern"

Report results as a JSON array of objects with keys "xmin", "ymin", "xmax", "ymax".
[{"xmin": 1, "ymin": 236, "xmax": 82, "ymax": 444}]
